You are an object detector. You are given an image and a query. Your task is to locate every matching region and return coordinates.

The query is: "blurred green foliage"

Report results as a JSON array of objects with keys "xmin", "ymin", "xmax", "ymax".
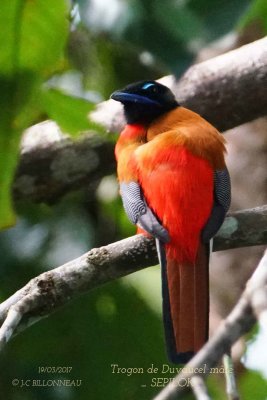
[
  {"xmin": 0, "ymin": 0, "xmax": 267, "ymax": 399},
  {"xmin": 0, "ymin": 0, "xmax": 68, "ymax": 228},
  {"xmin": 41, "ymin": 88, "xmax": 104, "ymax": 136},
  {"xmin": 0, "ymin": 0, "xmax": 96, "ymax": 228},
  {"xmin": 239, "ymin": 0, "xmax": 267, "ymax": 32}
]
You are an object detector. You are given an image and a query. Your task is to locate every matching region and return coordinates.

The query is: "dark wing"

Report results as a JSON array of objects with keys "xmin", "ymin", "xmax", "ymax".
[
  {"xmin": 120, "ymin": 181, "xmax": 170, "ymax": 243},
  {"xmin": 202, "ymin": 168, "xmax": 231, "ymax": 243}
]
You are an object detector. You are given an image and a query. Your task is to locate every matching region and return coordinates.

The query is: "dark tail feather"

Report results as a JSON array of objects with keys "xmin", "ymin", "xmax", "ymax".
[
  {"xmin": 156, "ymin": 239, "xmax": 193, "ymax": 364},
  {"xmin": 193, "ymin": 243, "xmax": 209, "ymax": 351},
  {"xmin": 156, "ymin": 239, "xmax": 209, "ymax": 364}
]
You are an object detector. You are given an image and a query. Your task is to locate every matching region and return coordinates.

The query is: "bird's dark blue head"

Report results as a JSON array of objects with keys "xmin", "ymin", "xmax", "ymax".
[{"xmin": 110, "ymin": 80, "xmax": 179, "ymax": 125}]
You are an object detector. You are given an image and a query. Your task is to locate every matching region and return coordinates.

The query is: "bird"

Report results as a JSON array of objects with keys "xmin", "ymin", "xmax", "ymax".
[{"xmin": 111, "ymin": 80, "xmax": 231, "ymax": 364}]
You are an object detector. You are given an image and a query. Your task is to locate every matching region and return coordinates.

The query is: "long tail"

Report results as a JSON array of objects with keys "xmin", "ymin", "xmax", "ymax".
[{"xmin": 156, "ymin": 239, "xmax": 209, "ymax": 364}]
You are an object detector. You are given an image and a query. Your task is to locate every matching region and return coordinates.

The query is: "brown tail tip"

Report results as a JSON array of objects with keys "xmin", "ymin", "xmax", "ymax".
[{"xmin": 161, "ymin": 243, "xmax": 209, "ymax": 363}]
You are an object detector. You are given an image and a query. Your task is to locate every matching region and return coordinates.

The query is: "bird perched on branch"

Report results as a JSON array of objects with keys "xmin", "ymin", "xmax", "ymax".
[{"xmin": 111, "ymin": 80, "xmax": 230, "ymax": 364}]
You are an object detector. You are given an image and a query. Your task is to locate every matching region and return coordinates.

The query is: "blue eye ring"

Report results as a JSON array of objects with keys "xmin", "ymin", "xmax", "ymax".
[{"xmin": 142, "ymin": 82, "xmax": 155, "ymax": 90}]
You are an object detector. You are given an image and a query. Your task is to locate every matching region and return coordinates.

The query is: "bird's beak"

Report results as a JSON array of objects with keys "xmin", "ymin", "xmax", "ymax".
[{"xmin": 110, "ymin": 90, "xmax": 161, "ymax": 106}]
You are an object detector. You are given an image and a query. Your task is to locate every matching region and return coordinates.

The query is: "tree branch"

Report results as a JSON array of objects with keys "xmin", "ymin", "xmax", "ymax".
[
  {"xmin": 14, "ymin": 121, "xmax": 115, "ymax": 203},
  {"xmin": 190, "ymin": 376, "xmax": 212, "ymax": 400},
  {"xmin": 0, "ymin": 206, "xmax": 266, "ymax": 349},
  {"xmin": 91, "ymin": 37, "xmax": 267, "ymax": 133},
  {"xmin": 14, "ymin": 37, "xmax": 267, "ymax": 204},
  {"xmin": 153, "ymin": 249, "xmax": 267, "ymax": 400},
  {"xmin": 223, "ymin": 353, "xmax": 239, "ymax": 400},
  {"xmin": 214, "ymin": 205, "xmax": 267, "ymax": 250}
]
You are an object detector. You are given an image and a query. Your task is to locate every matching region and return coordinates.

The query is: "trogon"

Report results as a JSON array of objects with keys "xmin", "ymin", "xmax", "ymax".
[{"xmin": 111, "ymin": 80, "xmax": 231, "ymax": 364}]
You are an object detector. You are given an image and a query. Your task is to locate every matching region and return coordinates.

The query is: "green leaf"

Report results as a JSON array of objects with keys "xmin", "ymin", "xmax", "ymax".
[
  {"xmin": 42, "ymin": 88, "xmax": 105, "ymax": 136},
  {"xmin": 19, "ymin": 0, "xmax": 69, "ymax": 75},
  {"xmin": 0, "ymin": 0, "xmax": 69, "ymax": 76},
  {"xmin": 0, "ymin": 73, "xmax": 43, "ymax": 228},
  {"xmin": 0, "ymin": 1, "xmax": 19, "ymax": 75},
  {"xmin": 239, "ymin": 370, "xmax": 267, "ymax": 399},
  {"xmin": 238, "ymin": 0, "xmax": 267, "ymax": 33},
  {"xmin": 0, "ymin": 0, "xmax": 70, "ymax": 229},
  {"xmin": 153, "ymin": 2, "xmax": 205, "ymax": 44},
  {"xmin": 0, "ymin": 140, "xmax": 18, "ymax": 229},
  {"xmin": 0, "ymin": 73, "xmax": 42, "ymax": 227}
]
